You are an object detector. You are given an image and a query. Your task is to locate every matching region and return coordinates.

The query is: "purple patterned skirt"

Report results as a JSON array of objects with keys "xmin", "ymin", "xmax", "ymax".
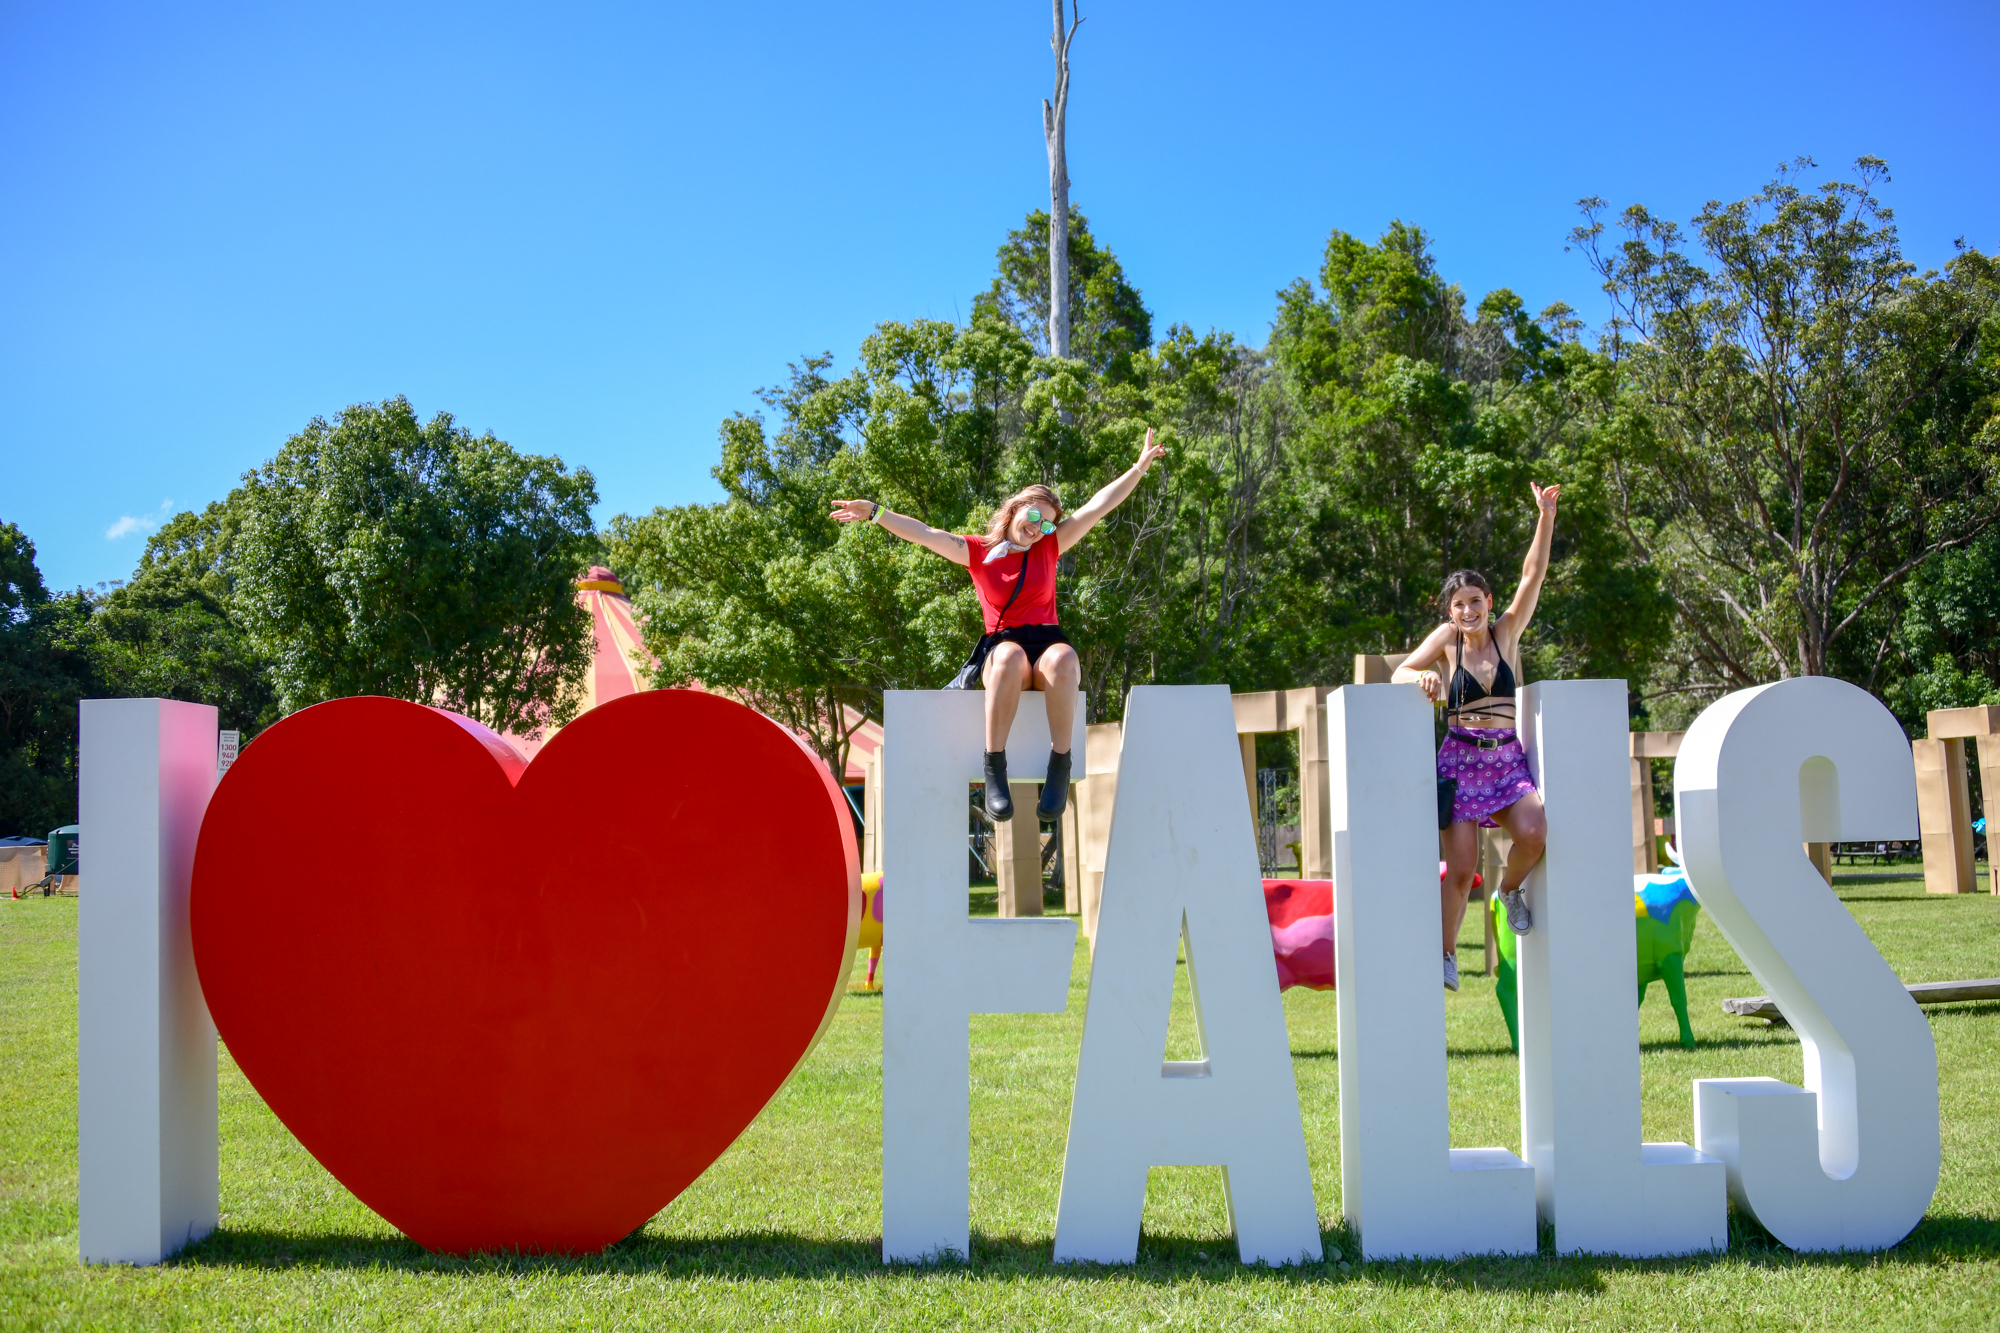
[{"xmin": 1438, "ymin": 727, "xmax": 1538, "ymax": 828}]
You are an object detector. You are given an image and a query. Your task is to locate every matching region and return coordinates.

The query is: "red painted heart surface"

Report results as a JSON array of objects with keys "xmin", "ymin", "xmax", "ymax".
[{"xmin": 191, "ymin": 690, "xmax": 858, "ymax": 1256}]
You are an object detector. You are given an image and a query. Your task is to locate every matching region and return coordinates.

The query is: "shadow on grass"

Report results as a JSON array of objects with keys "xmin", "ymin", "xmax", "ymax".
[
  {"xmin": 174, "ymin": 1210, "xmax": 2000, "ymax": 1290},
  {"xmin": 1922, "ymin": 1000, "xmax": 2000, "ymax": 1020},
  {"xmin": 1638, "ymin": 1032, "xmax": 1796, "ymax": 1053},
  {"xmin": 173, "ymin": 1224, "xmax": 1590, "ymax": 1290}
]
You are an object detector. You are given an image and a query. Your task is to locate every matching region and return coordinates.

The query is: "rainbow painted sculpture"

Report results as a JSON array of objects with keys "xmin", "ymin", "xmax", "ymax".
[
  {"xmin": 1487, "ymin": 848, "xmax": 1701, "ymax": 1052},
  {"xmin": 857, "ymin": 872, "xmax": 884, "ymax": 990},
  {"xmin": 1634, "ymin": 849, "xmax": 1700, "ymax": 1048}
]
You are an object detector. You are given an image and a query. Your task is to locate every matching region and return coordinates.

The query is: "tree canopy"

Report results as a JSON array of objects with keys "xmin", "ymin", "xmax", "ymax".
[
  {"xmin": 227, "ymin": 397, "xmax": 600, "ymax": 737},
  {"xmin": 91, "ymin": 501, "xmax": 279, "ymax": 737},
  {"xmin": 0, "ymin": 524, "xmax": 98, "ymax": 835},
  {"xmin": 1577, "ymin": 158, "xmax": 2000, "ymax": 701},
  {"xmin": 617, "ymin": 166, "xmax": 1998, "ymax": 752},
  {"xmin": 9, "ymin": 158, "xmax": 1993, "ymax": 835},
  {"xmin": 613, "ymin": 210, "xmax": 1676, "ymax": 769},
  {"xmin": 1, "ymin": 399, "xmax": 603, "ymax": 832}
]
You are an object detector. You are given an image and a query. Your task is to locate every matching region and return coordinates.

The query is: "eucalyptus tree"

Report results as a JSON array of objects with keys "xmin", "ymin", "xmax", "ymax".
[
  {"xmin": 1042, "ymin": 0, "xmax": 1083, "ymax": 359},
  {"xmin": 1576, "ymin": 158, "xmax": 1999, "ymax": 692},
  {"xmin": 987, "ymin": 206, "xmax": 1151, "ymax": 379}
]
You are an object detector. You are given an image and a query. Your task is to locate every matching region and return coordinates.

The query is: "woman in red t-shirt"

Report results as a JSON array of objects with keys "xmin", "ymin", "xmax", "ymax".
[{"xmin": 831, "ymin": 429, "xmax": 1167, "ymax": 822}]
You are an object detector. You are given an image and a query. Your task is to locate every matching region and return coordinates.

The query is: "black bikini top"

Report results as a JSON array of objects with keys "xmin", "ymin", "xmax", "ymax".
[{"xmin": 1447, "ymin": 631, "xmax": 1517, "ymax": 717}]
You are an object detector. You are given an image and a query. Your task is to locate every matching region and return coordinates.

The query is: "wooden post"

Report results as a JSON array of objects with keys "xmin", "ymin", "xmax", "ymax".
[
  {"xmin": 1228, "ymin": 686, "xmax": 1341, "ymax": 881},
  {"xmin": 1627, "ymin": 732, "xmax": 1683, "ymax": 875},
  {"xmin": 992, "ymin": 801, "xmax": 1018, "ymax": 916},
  {"xmin": 1232, "ymin": 693, "xmax": 1278, "ymax": 877},
  {"xmin": 993, "ymin": 783, "xmax": 1045, "ymax": 917},
  {"xmin": 1631, "ymin": 757, "xmax": 1655, "ymax": 875},
  {"xmin": 1061, "ymin": 803, "xmax": 1081, "ymax": 915},
  {"xmin": 1982, "ymin": 736, "xmax": 2000, "ymax": 896},
  {"xmin": 1295, "ymin": 687, "xmax": 1334, "ymax": 880},
  {"xmin": 1078, "ymin": 722, "xmax": 1123, "ymax": 939},
  {"xmin": 860, "ymin": 748, "xmax": 883, "ymax": 875},
  {"xmin": 1351, "ymin": 653, "xmax": 1412, "ymax": 685},
  {"xmin": 1925, "ymin": 707, "xmax": 2000, "ymax": 896},
  {"xmin": 1240, "ymin": 732, "xmax": 1260, "ymax": 840},
  {"xmin": 1806, "ymin": 842, "xmax": 1834, "ymax": 885},
  {"xmin": 1914, "ymin": 737, "xmax": 1976, "ymax": 895}
]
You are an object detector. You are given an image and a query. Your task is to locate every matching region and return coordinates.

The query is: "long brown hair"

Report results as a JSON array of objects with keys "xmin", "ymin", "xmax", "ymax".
[{"xmin": 985, "ymin": 485, "xmax": 1064, "ymax": 544}]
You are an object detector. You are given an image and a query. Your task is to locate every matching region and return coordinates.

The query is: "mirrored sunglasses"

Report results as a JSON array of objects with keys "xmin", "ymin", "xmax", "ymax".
[{"xmin": 1023, "ymin": 507, "xmax": 1056, "ymax": 535}]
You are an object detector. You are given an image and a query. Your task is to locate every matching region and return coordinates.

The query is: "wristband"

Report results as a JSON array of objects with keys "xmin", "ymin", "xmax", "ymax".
[{"xmin": 871, "ymin": 502, "xmax": 884, "ymax": 524}]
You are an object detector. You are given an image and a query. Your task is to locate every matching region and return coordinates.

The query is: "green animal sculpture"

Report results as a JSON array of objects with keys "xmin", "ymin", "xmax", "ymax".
[
  {"xmin": 1634, "ymin": 859, "xmax": 1700, "ymax": 1049},
  {"xmin": 1486, "ymin": 851, "xmax": 1700, "ymax": 1052},
  {"xmin": 1489, "ymin": 889, "xmax": 1521, "ymax": 1052}
]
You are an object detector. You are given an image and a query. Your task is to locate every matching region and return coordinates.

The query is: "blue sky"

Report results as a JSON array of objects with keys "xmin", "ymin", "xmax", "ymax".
[{"xmin": 5, "ymin": 0, "xmax": 1996, "ymax": 593}]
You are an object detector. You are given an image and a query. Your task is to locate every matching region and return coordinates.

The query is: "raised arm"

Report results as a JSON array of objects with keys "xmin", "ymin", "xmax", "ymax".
[
  {"xmin": 1391, "ymin": 620, "xmax": 1459, "ymax": 704},
  {"xmin": 1496, "ymin": 482, "xmax": 1561, "ymax": 640},
  {"xmin": 830, "ymin": 499, "xmax": 970, "ymax": 566},
  {"xmin": 1054, "ymin": 428, "xmax": 1169, "ymax": 554}
]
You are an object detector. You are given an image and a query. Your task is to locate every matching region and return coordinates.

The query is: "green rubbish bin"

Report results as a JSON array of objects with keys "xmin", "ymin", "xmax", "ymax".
[{"xmin": 47, "ymin": 825, "xmax": 79, "ymax": 878}]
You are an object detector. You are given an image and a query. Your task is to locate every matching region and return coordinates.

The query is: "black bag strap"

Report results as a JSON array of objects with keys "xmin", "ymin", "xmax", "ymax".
[{"xmin": 992, "ymin": 547, "xmax": 1032, "ymax": 631}]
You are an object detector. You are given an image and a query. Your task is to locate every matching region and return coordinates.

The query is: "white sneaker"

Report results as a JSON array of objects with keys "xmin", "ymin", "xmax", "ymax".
[
  {"xmin": 1443, "ymin": 953, "xmax": 1460, "ymax": 992},
  {"xmin": 1501, "ymin": 889, "xmax": 1533, "ymax": 935}
]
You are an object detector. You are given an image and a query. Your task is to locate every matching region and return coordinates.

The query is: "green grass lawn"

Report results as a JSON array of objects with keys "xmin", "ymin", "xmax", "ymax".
[{"xmin": 3, "ymin": 872, "xmax": 1999, "ymax": 1330}]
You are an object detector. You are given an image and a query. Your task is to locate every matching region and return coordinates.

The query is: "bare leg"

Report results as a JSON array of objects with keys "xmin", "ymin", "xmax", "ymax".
[
  {"xmin": 983, "ymin": 642, "xmax": 1030, "ymax": 750},
  {"xmin": 1032, "ymin": 643, "xmax": 1081, "ymax": 753},
  {"xmin": 1440, "ymin": 819, "xmax": 1481, "ymax": 957},
  {"xmin": 1492, "ymin": 790, "xmax": 1547, "ymax": 893}
]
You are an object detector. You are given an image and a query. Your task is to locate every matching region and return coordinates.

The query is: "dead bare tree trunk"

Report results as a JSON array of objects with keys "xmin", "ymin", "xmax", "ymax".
[{"xmin": 1042, "ymin": 0, "xmax": 1081, "ymax": 361}]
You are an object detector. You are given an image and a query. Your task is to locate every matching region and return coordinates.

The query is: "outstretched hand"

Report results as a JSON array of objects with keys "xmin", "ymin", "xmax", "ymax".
[
  {"xmin": 1530, "ymin": 481, "xmax": 1562, "ymax": 514},
  {"xmin": 830, "ymin": 499, "xmax": 876, "ymax": 524},
  {"xmin": 1135, "ymin": 427, "xmax": 1168, "ymax": 476}
]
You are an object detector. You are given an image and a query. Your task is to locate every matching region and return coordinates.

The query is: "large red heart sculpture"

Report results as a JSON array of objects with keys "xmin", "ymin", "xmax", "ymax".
[{"xmin": 191, "ymin": 690, "xmax": 858, "ymax": 1256}]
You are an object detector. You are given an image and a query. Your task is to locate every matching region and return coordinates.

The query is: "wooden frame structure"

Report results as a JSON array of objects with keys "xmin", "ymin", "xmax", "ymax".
[
  {"xmin": 1072, "ymin": 688, "xmax": 1336, "ymax": 940},
  {"xmin": 858, "ymin": 665, "xmax": 1883, "ymax": 940},
  {"xmin": 859, "ymin": 739, "xmax": 1084, "ymax": 921},
  {"xmin": 1630, "ymin": 731, "xmax": 1683, "ymax": 874},
  {"xmin": 1915, "ymin": 705, "xmax": 2000, "ymax": 895}
]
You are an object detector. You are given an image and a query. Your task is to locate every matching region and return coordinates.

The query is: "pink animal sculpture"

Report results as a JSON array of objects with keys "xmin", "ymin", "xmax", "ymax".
[
  {"xmin": 1263, "ymin": 866, "xmax": 1480, "ymax": 994},
  {"xmin": 1264, "ymin": 879, "xmax": 1334, "ymax": 991}
]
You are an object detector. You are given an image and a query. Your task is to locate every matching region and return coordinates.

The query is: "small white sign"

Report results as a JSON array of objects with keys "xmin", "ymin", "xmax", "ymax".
[{"xmin": 217, "ymin": 730, "xmax": 240, "ymax": 777}]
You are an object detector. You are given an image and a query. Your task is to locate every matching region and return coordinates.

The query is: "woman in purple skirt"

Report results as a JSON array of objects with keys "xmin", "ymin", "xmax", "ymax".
[{"xmin": 1393, "ymin": 482, "xmax": 1561, "ymax": 992}]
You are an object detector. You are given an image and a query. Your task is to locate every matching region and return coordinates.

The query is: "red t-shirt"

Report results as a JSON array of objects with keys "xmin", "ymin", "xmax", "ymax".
[{"xmin": 964, "ymin": 534, "xmax": 1060, "ymax": 632}]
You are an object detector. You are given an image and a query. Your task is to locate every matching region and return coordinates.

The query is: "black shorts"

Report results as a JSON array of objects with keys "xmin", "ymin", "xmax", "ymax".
[{"xmin": 984, "ymin": 623, "xmax": 1071, "ymax": 674}]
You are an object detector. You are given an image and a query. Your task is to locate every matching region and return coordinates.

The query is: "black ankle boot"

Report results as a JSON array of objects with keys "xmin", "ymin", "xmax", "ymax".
[
  {"xmin": 1037, "ymin": 748, "xmax": 1072, "ymax": 821},
  {"xmin": 983, "ymin": 750, "xmax": 1013, "ymax": 822}
]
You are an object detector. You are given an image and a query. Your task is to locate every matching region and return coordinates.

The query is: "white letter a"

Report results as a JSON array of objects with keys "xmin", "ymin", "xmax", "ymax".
[{"xmin": 1052, "ymin": 686, "xmax": 1321, "ymax": 1265}]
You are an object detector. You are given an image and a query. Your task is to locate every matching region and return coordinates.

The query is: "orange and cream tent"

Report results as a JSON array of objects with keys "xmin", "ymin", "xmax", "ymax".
[
  {"xmin": 507, "ymin": 567, "xmax": 650, "ymax": 762},
  {"xmin": 508, "ymin": 566, "xmax": 882, "ymax": 786}
]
